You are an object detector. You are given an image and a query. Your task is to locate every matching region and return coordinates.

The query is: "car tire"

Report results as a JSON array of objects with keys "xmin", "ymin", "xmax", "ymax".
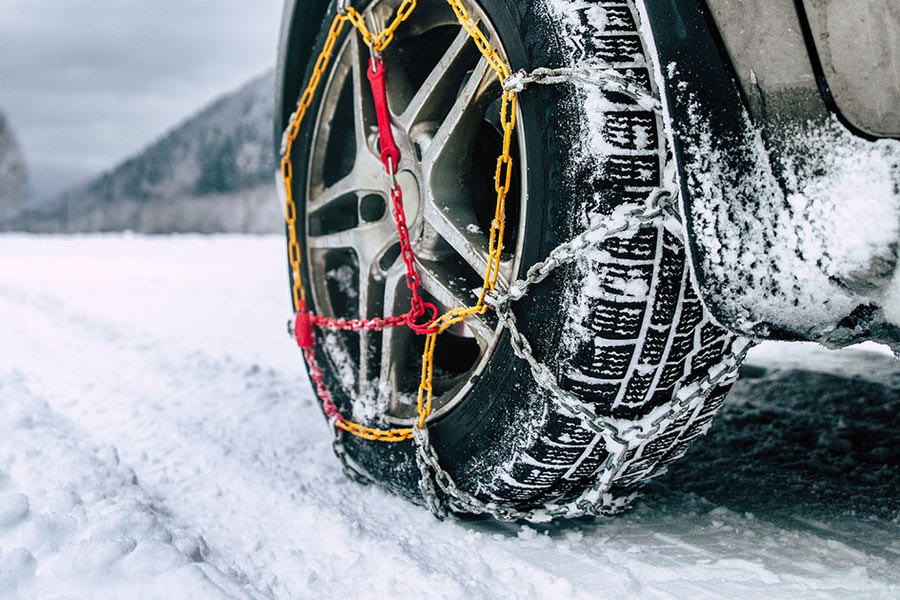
[{"xmin": 278, "ymin": 0, "xmax": 746, "ymax": 518}]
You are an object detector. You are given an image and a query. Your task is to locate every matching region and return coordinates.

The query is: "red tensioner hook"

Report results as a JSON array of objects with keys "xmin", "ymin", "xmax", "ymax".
[{"xmin": 367, "ymin": 57, "xmax": 401, "ymax": 172}]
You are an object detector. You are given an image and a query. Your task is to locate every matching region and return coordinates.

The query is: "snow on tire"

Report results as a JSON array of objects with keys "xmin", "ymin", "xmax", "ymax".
[{"xmin": 278, "ymin": 0, "xmax": 746, "ymax": 518}]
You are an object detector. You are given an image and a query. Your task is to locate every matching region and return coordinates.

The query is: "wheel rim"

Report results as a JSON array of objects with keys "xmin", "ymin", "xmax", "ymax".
[{"xmin": 305, "ymin": 0, "xmax": 527, "ymax": 423}]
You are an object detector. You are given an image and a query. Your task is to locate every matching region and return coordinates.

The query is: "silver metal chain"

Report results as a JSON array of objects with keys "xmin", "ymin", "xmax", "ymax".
[
  {"xmin": 504, "ymin": 65, "xmax": 663, "ymax": 112},
  {"xmin": 408, "ymin": 191, "xmax": 752, "ymax": 522},
  {"xmin": 489, "ymin": 189, "xmax": 675, "ymax": 305}
]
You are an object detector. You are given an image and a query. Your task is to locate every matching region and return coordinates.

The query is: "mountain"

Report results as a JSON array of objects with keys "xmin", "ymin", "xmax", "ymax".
[
  {"xmin": 10, "ymin": 70, "xmax": 281, "ymax": 233},
  {"xmin": 0, "ymin": 111, "xmax": 29, "ymax": 222}
]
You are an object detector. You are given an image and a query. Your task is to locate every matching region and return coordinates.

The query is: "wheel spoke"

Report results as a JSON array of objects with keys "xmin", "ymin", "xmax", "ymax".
[
  {"xmin": 421, "ymin": 198, "xmax": 514, "ymax": 283},
  {"xmin": 398, "ymin": 27, "xmax": 476, "ymax": 132},
  {"xmin": 421, "ymin": 57, "xmax": 494, "ymax": 168},
  {"xmin": 357, "ymin": 257, "xmax": 385, "ymax": 322},
  {"xmin": 356, "ymin": 263, "xmax": 386, "ymax": 396},
  {"xmin": 378, "ymin": 271, "xmax": 409, "ymax": 407},
  {"xmin": 309, "ymin": 170, "xmax": 376, "ymax": 215},
  {"xmin": 307, "ymin": 220, "xmax": 397, "ymax": 271},
  {"xmin": 376, "ymin": 323, "xmax": 399, "ymax": 406},
  {"xmin": 349, "ymin": 35, "xmax": 378, "ymax": 158}
]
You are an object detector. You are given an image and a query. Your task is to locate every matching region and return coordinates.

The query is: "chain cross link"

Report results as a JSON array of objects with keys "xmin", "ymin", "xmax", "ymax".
[{"xmin": 504, "ymin": 65, "xmax": 663, "ymax": 112}]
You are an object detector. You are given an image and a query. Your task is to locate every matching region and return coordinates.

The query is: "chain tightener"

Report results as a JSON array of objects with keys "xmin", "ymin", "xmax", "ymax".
[{"xmin": 281, "ymin": 0, "xmax": 750, "ymax": 522}]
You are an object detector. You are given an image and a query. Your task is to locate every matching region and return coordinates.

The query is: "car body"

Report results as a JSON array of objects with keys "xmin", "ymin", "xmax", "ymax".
[{"xmin": 643, "ymin": 0, "xmax": 900, "ymax": 352}]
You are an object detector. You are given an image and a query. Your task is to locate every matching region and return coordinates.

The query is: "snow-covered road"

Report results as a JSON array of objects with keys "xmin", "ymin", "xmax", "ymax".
[{"xmin": 1, "ymin": 235, "xmax": 898, "ymax": 599}]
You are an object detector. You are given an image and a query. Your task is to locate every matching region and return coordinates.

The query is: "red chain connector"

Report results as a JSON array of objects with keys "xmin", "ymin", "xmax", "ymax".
[
  {"xmin": 367, "ymin": 57, "xmax": 402, "ymax": 169},
  {"xmin": 294, "ymin": 310, "xmax": 315, "ymax": 348},
  {"xmin": 407, "ymin": 302, "xmax": 440, "ymax": 335}
]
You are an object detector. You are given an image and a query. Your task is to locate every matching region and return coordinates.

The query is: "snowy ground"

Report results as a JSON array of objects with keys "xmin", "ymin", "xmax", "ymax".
[{"xmin": 1, "ymin": 234, "xmax": 898, "ymax": 600}]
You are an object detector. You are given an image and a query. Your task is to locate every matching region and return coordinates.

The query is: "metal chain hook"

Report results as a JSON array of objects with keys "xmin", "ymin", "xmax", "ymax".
[
  {"xmin": 387, "ymin": 155, "xmax": 398, "ymax": 191},
  {"xmin": 365, "ymin": 12, "xmax": 381, "ymax": 71}
]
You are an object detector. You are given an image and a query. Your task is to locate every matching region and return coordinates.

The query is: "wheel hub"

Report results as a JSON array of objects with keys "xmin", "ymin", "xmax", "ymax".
[{"xmin": 304, "ymin": 0, "xmax": 527, "ymax": 423}]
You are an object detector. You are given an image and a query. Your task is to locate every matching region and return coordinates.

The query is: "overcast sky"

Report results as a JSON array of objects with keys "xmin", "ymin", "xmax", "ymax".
[{"xmin": 0, "ymin": 0, "xmax": 283, "ymax": 201}]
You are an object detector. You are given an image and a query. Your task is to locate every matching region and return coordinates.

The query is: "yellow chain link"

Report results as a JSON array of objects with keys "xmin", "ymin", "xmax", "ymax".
[
  {"xmin": 343, "ymin": 1, "xmax": 418, "ymax": 52},
  {"xmin": 282, "ymin": 12, "xmax": 350, "ymax": 310},
  {"xmin": 415, "ymin": 0, "xmax": 517, "ymax": 429},
  {"xmin": 282, "ymin": 0, "xmax": 518, "ymax": 442}
]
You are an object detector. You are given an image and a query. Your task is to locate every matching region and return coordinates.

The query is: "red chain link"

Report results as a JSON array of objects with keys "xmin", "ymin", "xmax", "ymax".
[
  {"xmin": 303, "ymin": 346, "xmax": 343, "ymax": 422},
  {"xmin": 313, "ymin": 313, "xmax": 409, "ymax": 331}
]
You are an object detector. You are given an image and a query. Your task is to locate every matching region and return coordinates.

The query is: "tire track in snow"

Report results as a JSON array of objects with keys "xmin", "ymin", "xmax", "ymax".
[{"xmin": 0, "ymin": 371, "xmax": 254, "ymax": 600}]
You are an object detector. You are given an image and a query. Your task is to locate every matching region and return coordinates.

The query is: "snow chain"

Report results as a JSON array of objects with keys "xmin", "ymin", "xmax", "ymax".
[{"xmin": 281, "ymin": 0, "xmax": 750, "ymax": 522}]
